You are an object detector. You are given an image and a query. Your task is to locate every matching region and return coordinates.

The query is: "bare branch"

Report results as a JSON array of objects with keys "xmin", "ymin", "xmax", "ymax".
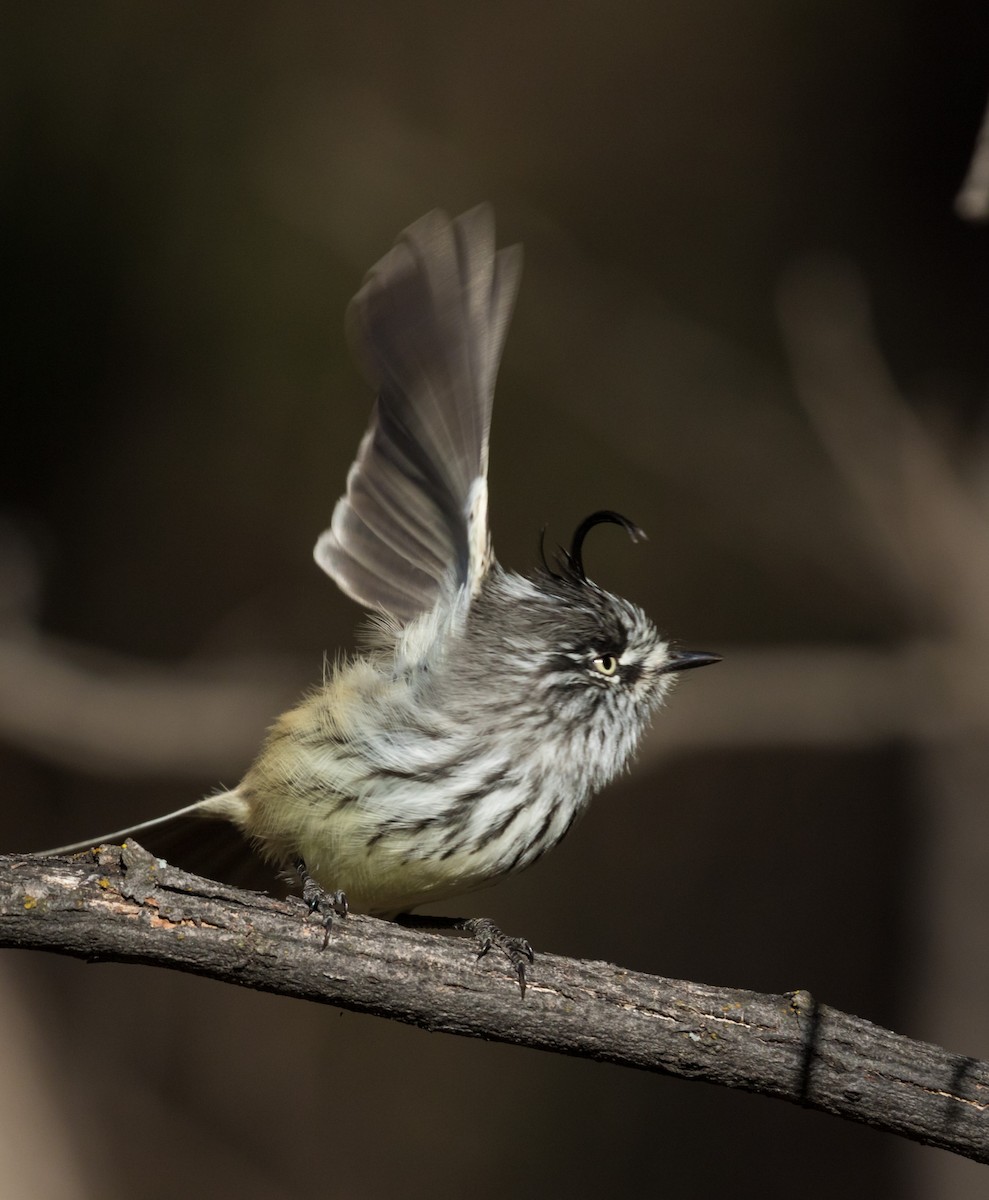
[
  {"xmin": 2, "ymin": 843, "xmax": 987, "ymax": 1162},
  {"xmin": 957, "ymin": 93, "xmax": 989, "ymax": 222},
  {"xmin": 0, "ymin": 629, "xmax": 304, "ymax": 778},
  {"xmin": 779, "ymin": 259, "xmax": 989, "ymax": 634}
]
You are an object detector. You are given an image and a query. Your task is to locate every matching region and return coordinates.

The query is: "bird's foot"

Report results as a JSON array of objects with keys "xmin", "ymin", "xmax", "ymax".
[
  {"xmin": 395, "ymin": 913, "xmax": 535, "ymax": 997},
  {"xmin": 293, "ymin": 858, "xmax": 348, "ymax": 949},
  {"xmin": 463, "ymin": 917, "xmax": 534, "ymax": 998}
]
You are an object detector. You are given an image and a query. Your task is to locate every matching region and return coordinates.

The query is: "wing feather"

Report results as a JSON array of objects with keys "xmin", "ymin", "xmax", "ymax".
[{"xmin": 314, "ymin": 205, "xmax": 522, "ymax": 621}]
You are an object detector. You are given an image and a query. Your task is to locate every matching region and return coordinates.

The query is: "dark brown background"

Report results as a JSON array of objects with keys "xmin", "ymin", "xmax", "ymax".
[{"xmin": 3, "ymin": 4, "xmax": 988, "ymax": 1197}]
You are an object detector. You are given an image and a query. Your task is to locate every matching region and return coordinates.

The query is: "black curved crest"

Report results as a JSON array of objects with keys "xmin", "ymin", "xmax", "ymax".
[{"xmin": 553, "ymin": 509, "xmax": 646, "ymax": 582}]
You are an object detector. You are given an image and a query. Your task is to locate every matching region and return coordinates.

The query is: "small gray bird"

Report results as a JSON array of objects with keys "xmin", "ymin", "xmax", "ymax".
[{"xmin": 47, "ymin": 206, "xmax": 719, "ymax": 992}]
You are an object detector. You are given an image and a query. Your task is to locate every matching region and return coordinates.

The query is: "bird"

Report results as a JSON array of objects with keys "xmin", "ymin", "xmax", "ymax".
[{"xmin": 44, "ymin": 205, "xmax": 719, "ymax": 993}]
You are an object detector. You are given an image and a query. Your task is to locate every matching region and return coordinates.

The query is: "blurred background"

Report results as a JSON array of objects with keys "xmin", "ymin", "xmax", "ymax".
[{"xmin": 3, "ymin": 3, "xmax": 989, "ymax": 1197}]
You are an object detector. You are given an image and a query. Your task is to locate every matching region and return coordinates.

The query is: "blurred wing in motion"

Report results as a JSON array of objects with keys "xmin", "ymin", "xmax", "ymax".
[{"xmin": 314, "ymin": 205, "xmax": 523, "ymax": 621}]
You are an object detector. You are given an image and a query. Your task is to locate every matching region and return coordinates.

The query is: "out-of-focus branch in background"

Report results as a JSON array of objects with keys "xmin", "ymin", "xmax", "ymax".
[{"xmin": 957, "ymin": 93, "xmax": 989, "ymax": 222}]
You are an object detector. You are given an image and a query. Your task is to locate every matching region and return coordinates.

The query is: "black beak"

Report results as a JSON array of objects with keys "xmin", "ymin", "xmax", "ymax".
[{"xmin": 660, "ymin": 650, "xmax": 722, "ymax": 675}]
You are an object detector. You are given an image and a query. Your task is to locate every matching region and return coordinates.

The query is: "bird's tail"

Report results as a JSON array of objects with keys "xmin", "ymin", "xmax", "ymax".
[
  {"xmin": 38, "ymin": 789, "xmax": 249, "ymax": 857},
  {"xmin": 35, "ymin": 787, "xmax": 278, "ymax": 891}
]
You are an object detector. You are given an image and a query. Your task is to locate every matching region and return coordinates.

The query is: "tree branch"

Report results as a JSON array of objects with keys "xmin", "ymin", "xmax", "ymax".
[
  {"xmin": 956, "ymin": 92, "xmax": 989, "ymax": 222},
  {"xmin": 2, "ymin": 843, "xmax": 986, "ymax": 1163}
]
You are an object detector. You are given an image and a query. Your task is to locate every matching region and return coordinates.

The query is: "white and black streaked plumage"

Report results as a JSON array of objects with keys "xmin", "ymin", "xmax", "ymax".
[{"xmin": 44, "ymin": 206, "xmax": 718, "ymax": 985}]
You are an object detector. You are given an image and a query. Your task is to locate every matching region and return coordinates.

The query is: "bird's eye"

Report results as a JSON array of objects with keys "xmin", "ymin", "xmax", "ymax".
[{"xmin": 591, "ymin": 654, "xmax": 619, "ymax": 677}]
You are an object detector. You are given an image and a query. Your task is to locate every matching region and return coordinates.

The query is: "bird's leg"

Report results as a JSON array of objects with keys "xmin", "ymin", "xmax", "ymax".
[
  {"xmin": 293, "ymin": 857, "xmax": 348, "ymax": 949},
  {"xmin": 397, "ymin": 914, "xmax": 534, "ymax": 998}
]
